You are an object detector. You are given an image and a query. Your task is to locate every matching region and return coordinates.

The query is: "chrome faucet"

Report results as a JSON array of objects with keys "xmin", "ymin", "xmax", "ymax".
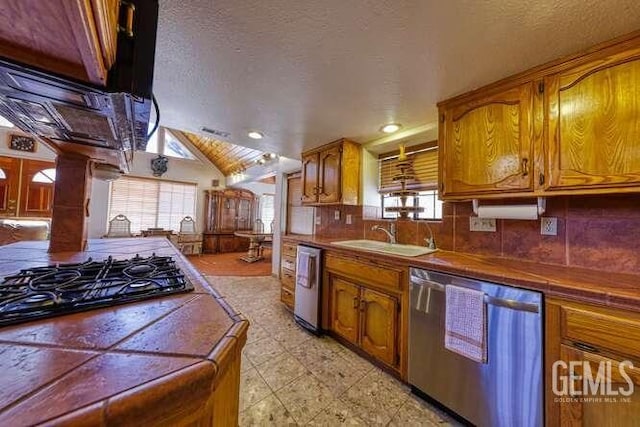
[
  {"xmin": 371, "ymin": 223, "xmax": 397, "ymax": 244},
  {"xmin": 423, "ymin": 222, "xmax": 437, "ymax": 250}
]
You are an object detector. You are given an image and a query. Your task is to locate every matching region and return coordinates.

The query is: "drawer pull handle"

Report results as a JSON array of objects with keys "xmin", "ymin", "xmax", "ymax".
[{"xmin": 573, "ymin": 342, "xmax": 599, "ymax": 353}]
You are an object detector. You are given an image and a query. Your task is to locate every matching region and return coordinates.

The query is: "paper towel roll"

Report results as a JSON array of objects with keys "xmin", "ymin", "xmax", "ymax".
[{"xmin": 476, "ymin": 205, "xmax": 539, "ymax": 220}]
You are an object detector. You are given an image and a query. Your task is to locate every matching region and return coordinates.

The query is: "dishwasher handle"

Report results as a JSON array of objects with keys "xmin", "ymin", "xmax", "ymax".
[{"xmin": 411, "ymin": 277, "xmax": 540, "ymax": 314}]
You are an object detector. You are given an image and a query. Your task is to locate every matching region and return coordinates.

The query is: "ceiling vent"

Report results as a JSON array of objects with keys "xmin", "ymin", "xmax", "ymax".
[{"xmin": 200, "ymin": 127, "xmax": 230, "ymax": 139}]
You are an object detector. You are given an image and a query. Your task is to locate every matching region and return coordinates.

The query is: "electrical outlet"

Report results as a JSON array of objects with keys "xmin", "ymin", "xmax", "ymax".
[
  {"xmin": 346, "ymin": 214, "xmax": 352, "ymax": 225},
  {"xmin": 469, "ymin": 217, "xmax": 496, "ymax": 232},
  {"xmin": 540, "ymin": 217, "xmax": 558, "ymax": 236},
  {"xmin": 334, "ymin": 210, "xmax": 340, "ymax": 220},
  {"xmin": 315, "ymin": 216, "xmax": 321, "ymax": 226}
]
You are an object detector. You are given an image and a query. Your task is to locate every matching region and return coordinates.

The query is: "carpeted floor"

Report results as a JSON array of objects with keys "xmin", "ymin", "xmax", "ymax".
[{"xmin": 188, "ymin": 249, "xmax": 273, "ymax": 276}]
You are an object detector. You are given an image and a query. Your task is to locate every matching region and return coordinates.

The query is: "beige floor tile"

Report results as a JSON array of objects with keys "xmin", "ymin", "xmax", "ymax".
[
  {"xmin": 288, "ymin": 336, "xmax": 340, "ymax": 367},
  {"xmin": 307, "ymin": 398, "xmax": 369, "ymax": 426},
  {"xmin": 246, "ymin": 323, "xmax": 270, "ymax": 344},
  {"xmin": 335, "ymin": 347, "xmax": 375, "ymax": 375},
  {"xmin": 388, "ymin": 394, "xmax": 462, "ymax": 427},
  {"xmin": 272, "ymin": 323, "xmax": 314, "ymax": 350},
  {"xmin": 255, "ymin": 352, "xmax": 309, "ymax": 391},
  {"xmin": 307, "ymin": 351, "xmax": 366, "ymax": 396},
  {"xmin": 240, "ymin": 394, "xmax": 298, "ymax": 426},
  {"xmin": 239, "ymin": 367, "xmax": 272, "ymax": 411},
  {"xmin": 338, "ymin": 369, "xmax": 409, "ymax": 425},
  {"xmin": 276, "ymin": 374, "xmax": 335, "ymax": 424},
  {"xmin": 241, "ymin": 352, "xmax": 254, "ymax": 373},
  {"xmin": 244, "ymin": 336, "xmax": 286, "ymax": 366}
]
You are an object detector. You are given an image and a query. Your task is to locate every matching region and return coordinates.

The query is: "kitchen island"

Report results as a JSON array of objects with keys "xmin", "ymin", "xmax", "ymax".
[{"xmin": 0, "ymin": 238, "xmax": 248, "ymax": 426}]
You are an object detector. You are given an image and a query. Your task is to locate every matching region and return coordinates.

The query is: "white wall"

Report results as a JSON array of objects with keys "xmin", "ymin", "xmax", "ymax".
[
  {"xmin": 0, "ymin": 127, "xmax": 56, "ymax": 161},
  {"xmin": 232, "ymin": 181, "xmax": 275, "ymax": 196},
  {"xmin": 88, "ymin": 151, "xmax": 226, "ymax": 238}
]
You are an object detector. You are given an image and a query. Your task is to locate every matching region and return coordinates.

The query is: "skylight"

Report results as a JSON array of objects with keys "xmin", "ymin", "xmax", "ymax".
[
  {"xmin": 0, "ymin": 114, "xmax": 14, "ymax": 128},
  {"xmin": 164, "ymin": 130, "xmax": 196, "ymax": 159}
]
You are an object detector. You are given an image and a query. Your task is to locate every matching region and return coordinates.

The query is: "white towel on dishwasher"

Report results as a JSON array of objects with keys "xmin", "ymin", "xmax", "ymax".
[
  {"xmin": 444, "ymin": 285, "xmax": 487, "ymax": 363},
  {"xmin": 296, "ymin": 252, "xmax": 311, "ymax": 288}
]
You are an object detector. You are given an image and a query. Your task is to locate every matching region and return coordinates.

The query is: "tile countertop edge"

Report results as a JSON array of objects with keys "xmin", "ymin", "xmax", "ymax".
[
  {"xmin": 283, "ymin": 234, "xmax": 640, "ymax": 313},
  {"xmin": 0, "ymin": 237, "xmax": 248, "ymax": 425}
]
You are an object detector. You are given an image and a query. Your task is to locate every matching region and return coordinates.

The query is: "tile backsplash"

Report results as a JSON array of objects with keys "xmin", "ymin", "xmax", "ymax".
[{"xmin": 313, "ymin": 194, "xmax": 640, "ymax": 275}]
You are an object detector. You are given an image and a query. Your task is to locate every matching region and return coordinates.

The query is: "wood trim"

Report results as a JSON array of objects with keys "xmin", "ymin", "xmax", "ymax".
[{"xmin": 62, "ymin": 0, "xmax": 108, "ymax": 85}]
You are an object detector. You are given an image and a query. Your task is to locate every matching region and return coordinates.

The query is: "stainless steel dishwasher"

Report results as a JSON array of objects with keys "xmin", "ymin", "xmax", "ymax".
[{"xmin": 409, "ymin": 268, "xmax": 543, "ymax": 427}]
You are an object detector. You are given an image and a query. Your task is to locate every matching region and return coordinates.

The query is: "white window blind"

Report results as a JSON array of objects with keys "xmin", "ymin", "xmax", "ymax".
[
  {"xmin": 379, "ymin": 147, "xmax": 438, "ymax": 193},
  {"xmin": 109, "ymin": 176, "xmax": 197, "ymax": 233},
  {"xmin": 260, "ymin": 194, "xmax": 275, "ymax": 230}
]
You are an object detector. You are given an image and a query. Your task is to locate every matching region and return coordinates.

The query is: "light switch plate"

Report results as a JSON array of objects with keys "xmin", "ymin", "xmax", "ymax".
[
  {"xmin": 469, "ymin": 217, "xmax": 496, "ymax": 232},
  {"xmin": 346, "ymin": 214, "xmax": 352, "ymax": 225},
  {"xmin": 315, "ymin": 216, "xmax": 321, "ymax": 225},
  {"xmin": 540, "ymin": 217, "xmax": 558, "ymax": 236},
  {"xmin": 334, "ymin": 210, "xmax": 340, "ymax": 220}
]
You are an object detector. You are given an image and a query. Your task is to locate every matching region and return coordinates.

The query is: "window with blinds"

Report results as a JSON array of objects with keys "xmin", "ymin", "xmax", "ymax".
[
  {"xmin": 379, "ymin": 146, "xmax": 438, "ymax": 192},
  {"xmin": 260, "ymin": 194, "xmax": 275, "ymax": 230},
  {"xmin": 108, "ymin": 176, "xmax": 197, "ymax": 233}
]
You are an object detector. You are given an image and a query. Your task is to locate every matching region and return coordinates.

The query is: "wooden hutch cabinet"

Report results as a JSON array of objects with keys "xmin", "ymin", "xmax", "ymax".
[
  {"xmin": 0, "ymin": 155, "xmax": 55, "ymax": 218},
  {"xmin": 202, "ymin": 189, "xmax": 257, "ymax": 254}
]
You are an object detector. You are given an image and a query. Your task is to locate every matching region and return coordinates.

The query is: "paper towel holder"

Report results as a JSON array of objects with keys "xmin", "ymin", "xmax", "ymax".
[{"xmin": 472, "ymin": 197, "xmax": 546, "ymax": 219}]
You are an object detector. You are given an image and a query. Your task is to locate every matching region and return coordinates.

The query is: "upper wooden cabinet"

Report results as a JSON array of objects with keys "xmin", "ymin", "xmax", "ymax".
[
  {"xmin": 438, "ymin": 31, "xmax": 640, "ymax": 199},
  {"xmin": 0, "ymin": 0, "xmax": 121, "ymax": 85},
  {"xmin": 301, "ymin": 139, "xmax": 361, "ymax": 205},
  {"xmin": 440, "ymin": 83, "xmax": 534, "ymax": 198},
  {"xmin": 545, "ymin": 47, "xmax": 640, "ymax": 191}
]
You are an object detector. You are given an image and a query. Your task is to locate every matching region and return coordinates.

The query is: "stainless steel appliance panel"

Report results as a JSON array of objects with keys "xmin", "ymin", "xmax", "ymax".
[
  {"xmin": 294, "ymin": 245, "xmax": 322, "ymax": 333},
  {"xmin": 409, "ymin": 268, "xmax": 543, "ymax": 427}
]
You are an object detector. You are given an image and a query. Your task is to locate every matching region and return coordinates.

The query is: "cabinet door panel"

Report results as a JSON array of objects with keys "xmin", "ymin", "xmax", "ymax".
[
  {"xmin": 0, "ymin": 156, "xmax": 20, "ymax": 217},
  {"xmin": 219, "ymin": 196, "xmax": 237, "ymax": 232},
  {"xmin": 301, "ymin": 153, "xmax": 318, "ymax": 204},
  {"xmin": 318, "ymin": 146, "xmax": 341, "ymax": 203},
  {"xmin": 442, "ymin": 83, "xmax": 534, "ymax": 197},
  {"xmin": 360, "ymin": 288, "xmax": 397, "ymax": 367},
  {"xmin": 236, "ymin": 198, "xmax": 252, "ymax": 230},
  {"xmin": 546, "ymin": 51, "xmax": 640, "ymax": 190},
  {"xmin": 330, "ymin": 277, "xmax": 360, "ymax": 345},
  {"xmin": 559, "ymin": 345, "xmax": 640, "ymax": 427}
]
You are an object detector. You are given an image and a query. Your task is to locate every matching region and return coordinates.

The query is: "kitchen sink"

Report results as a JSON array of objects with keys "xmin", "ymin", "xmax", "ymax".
[{"xmin": 330, "ymin": 239, "xmax": 437, "ymax": 257}]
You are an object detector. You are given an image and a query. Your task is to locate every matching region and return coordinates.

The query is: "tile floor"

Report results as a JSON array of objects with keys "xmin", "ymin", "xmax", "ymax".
[{"xmin": 206, "ymin": 275, "xmax": 461, "ymax": 426}]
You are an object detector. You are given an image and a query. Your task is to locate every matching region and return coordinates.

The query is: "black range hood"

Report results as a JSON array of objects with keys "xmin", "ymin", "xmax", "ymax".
[{"xmin": 0, "ymin": 0, "xmax": 158, "ymax": 155}]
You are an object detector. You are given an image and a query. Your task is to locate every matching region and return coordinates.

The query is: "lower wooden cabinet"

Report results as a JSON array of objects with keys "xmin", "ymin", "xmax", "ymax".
[
  {"xmin": 360, "ymin": 288, "xmax": 398, "ymax": 367},
  {"xmin": 280, "ymin": 242, "xmax": 297, "ymax": 310},
  {"xmin": 325, "ymin": 253, "xmax": 404, "ymax": 371},
  {"xmin": 203, "ymin": 233, "xmax": 250, "ymax": 254},
  {"xmin": 546, "ymin": 298, "xmax": 640, "ymax": 427},
  {"xmin": 557, "ymin": 345, "xmax": 640, "ymax": 426},
  {"xmin": 331, "ymin": 278, "xmax": 360, "ymax": 343}
]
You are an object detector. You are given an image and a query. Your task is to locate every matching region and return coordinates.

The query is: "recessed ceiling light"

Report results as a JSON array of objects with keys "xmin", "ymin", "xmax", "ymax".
[
  {"xmin": 248, "ymin": 131, "xmax": 264, "ymax": 139},
  {"xmin": 381, "ymin": 123, "xmax": 401, "ymax": 134}
]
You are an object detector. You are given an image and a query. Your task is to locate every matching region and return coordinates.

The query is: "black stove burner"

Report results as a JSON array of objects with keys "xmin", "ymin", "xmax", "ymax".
[{"xmin": 0, "ymin": 254, "xmax": 194, "ymax": 326}]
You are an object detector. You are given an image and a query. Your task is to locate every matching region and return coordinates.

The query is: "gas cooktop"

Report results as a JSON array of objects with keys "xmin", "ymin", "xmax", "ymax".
[{"xmin": 0, "ymin": 254, "xmax": 194, "ymax": 327}]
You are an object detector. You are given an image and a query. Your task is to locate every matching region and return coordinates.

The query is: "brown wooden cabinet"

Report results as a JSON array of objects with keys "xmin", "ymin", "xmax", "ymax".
[
  {"xmin": 438, "ymin": 32, "xmax": 640, "ymax": 200},
  {"xmin": 301, "ymin": 138, "xmax": 361, "ymax": 206},
  {"xmin": 324, "ymin": 252, "xmax": 405, "ymax": 373},
  {"xmin": 546, "ymin": 298, "xmax": 640, "ymax": 427},
  {"xmin": 203, "ymin": 189, "xmax": 256, "ymax": 254},
  {"xmin": 545, "ymin": 46, "xmax": 640, "ymax": 191},
  {"xmin": 0, "ymin": 0, "xmax": 121, "ymax": 86},
  {"xmin": 439, "ymin": 83, "xmax": 534, "ymax": 198},
  {"xmin": 0, "ymin": 155, "xmax": 55, "ymax": 218},
  {"xmin": 280, "ymin": 241, "xmax": 297, "ymax": 310},
  {"xmin": 330, "ymin": 277, "xmax": 360, "ymax": 343},
  {"xmin": 0, "ymin": 156, "xmax": 20, "ymax": 217}
]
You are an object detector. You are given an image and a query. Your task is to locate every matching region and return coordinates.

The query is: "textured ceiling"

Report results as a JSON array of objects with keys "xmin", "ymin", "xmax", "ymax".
[
  {"xmin": 154, "ymin": 0, "xmax": 640, "ymax": 158},
  {"xmin": 181, "ymin": 131, "xmax": 264, "ymax": 176}
]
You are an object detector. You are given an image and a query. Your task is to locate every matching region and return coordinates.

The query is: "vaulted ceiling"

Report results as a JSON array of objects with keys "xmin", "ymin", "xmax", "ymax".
[
  {"xmin": 154, "ymin": 1, "xmax": 640, "ymax": 158},
  {"xmin": 180, "ymin": 131, "xmax": 264, "ymax": 176}
]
